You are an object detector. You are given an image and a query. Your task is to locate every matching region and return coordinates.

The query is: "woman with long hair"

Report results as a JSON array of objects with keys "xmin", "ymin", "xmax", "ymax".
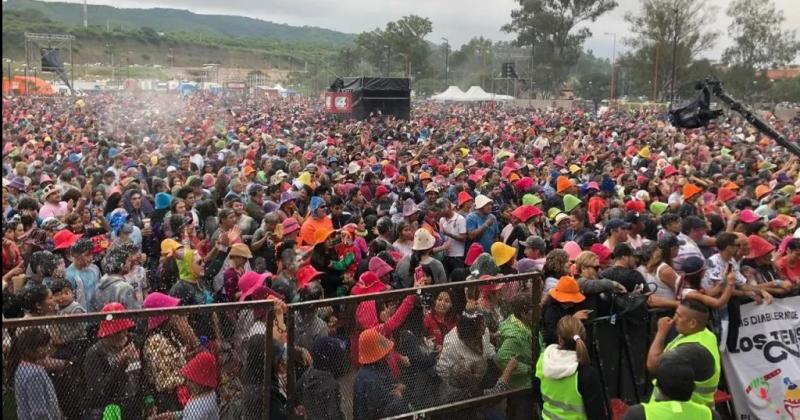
[
  {"xmin": 641, "ymin": 234, "xmax": 682, "ymax": 309},
  {"xmin": 543, "ymin": 249, "xmax": 571, "ymax": 298},
  {"xmin": 536, "ymin": 315, "xmax": 609, "ymax": 420}
]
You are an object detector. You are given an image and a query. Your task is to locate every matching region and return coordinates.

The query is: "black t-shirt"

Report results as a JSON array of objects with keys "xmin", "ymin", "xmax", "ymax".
[{"xmin": 600, "ymin": 266, "xmax": 647, "ymax": 293}]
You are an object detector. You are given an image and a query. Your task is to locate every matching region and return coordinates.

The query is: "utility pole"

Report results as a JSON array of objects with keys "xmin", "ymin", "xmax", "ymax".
[
  {"xmin": 83, "ymin": 0, "xmax": 88, "ymax": 28},
  {"xmin": 669, "ymin": 5, "xmax": 679, "ymax": 105},
  {"xmin": 441, "ymin": 38, "xmax": 449, "ymax": 88},
  {"xmin": 604, "ymin": 32, "xmax": 616, "ymax": 104},
  {"xmin": 653, "ymin": 41, "xmax": 660, "ymax": 102}
]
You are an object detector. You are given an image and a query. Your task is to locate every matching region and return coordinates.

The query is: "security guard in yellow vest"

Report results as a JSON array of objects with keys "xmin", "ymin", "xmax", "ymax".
[
  {"xmin": 535, "ymin": 315, "xmax": 608, "ymax": 420},
  {"xmin": 646, "ymin": 299, "xmax": 720, "ymax": 407},
  {"xmin": 623, "ymin": 350, "xmax": 721, "ymax": 420}
]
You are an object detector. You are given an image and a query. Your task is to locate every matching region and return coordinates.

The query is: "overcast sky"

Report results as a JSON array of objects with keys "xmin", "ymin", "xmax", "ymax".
[{"xmin": 38, "ymin": 0, "xmax": 800, "ymax": 60}]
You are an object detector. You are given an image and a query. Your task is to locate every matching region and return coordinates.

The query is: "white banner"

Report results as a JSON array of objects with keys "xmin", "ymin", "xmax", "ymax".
[{"xmin": 721, "ymin": 296, "xmax": 800, "ymax": 420}]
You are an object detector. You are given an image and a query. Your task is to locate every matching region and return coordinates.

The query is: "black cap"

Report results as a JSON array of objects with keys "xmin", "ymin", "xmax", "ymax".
[
  {"xmin": 658, "ymin": 232, "xmax": 686, "ymax": 249},
  {"xmin": 625, "ymin": 211, "xmax": 647, "ymax": 224},
  {"xmin": 679, "ymin": 256, "xmax": 706, "ymax": 275},
  {"xmin": 523, "ymin": 236, "xmax": 547, "ymax": 252},
  {"xmin": 682, "ymin": 216, "xmax": 708, "ymax": 233},
  {"xmin": 612, "ymin": 243, "xmax": 634, "ymax": 259},
  {"xmin": 605, "ymin": 218, "xmax": 632, "ymax": 233}
]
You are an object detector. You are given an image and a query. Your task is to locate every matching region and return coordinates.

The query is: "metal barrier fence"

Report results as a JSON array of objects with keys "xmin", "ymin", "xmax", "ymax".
[
  {"xmin": 284, "ymin": 272, "xmax": 543, "ymax": 420},
  {"xmin": 2, "ymin": 300, "xmax": 276, "ymax": 420}
]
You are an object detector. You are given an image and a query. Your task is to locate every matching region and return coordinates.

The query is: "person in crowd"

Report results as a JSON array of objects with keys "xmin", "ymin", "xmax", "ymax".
[
  {"xmin": 623, "ymin": 350, "xmax": 720, "ymax": 420},
  {"xmin": 83, "ymin": 302, "xmax": 141, "ymax": 418},
  {"xmin": 541, "ymin": 276, "xmax": 590, "ymax": 345},
  {"xmin": 575, "ymin": 251, "xmax": 627, "ymax": 295},
  {"xmin": 542, "ymin": 249, "xmax": 571, "ymax": 296},
  {"xmin": 353, "ymin": 328, "xmax": 409, "ymax": 420},
  {"xmin": 65, "ymin": 237, "xmax": 101, "ymax": 309},
  {"xmin": 222, "ymin": 243, "xmax": 252, "ymax": 302},
  {"xmin": 21, "ymin": 283, "xmax": 59, "ymax": 317},
  {"xmin": 436, "ymin": 310, "xmax": 497, "ymax": 388},
  {"xmin": 641, "ymin": 233, "xmax": 682, "ymax": 303},
  {"xmin": 536, "ymin": 315, "xmax": 608, "ymax": 420},
  {"xmin": 7, "ymin": 328, "xmax": 64, "ymax": 420},
  {"xmin": 776, "ymin": 237, "xmax": 800, "ymax": 286},
  {"xmin": 646, "ymin": 300, "xmax": 721, "ymax": 407},
  {"xmin": 466, "ymin": 195, "xmax": 499, "ymax": 252},
  {"xmin": 496, "ymin": 293, "xmax": 535, "ymax": 419},
  {"xmin": 423, "ymin": 289, "xmax": 458, "ymax": 348},
  {"xmin": 92, "ymin": 245, "xmax": 140, "ymax": 311},
  {"xmin": 396, "ymin": 228, "xmax": 446, "ymax": 287}
]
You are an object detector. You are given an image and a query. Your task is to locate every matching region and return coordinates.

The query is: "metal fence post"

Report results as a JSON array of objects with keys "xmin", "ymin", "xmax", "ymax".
[
  {"xmin": 285, "ymin": 305, "xmax": 297, "ymax": 420},
  {"xmin": 263, "ymin": 302, "xmax": 274, "ymax": 420}
]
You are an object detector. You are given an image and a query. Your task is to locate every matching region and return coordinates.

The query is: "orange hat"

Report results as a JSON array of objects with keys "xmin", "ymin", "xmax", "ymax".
[
  {"xmin": 754, "ymin": 185, "xmax": 772, "ymax": 200},
  {"xmin": 682, "ymin": 183, "xmax": 702, "ymax": 201},
  {"xmin": 358, "ymin": 329, "xmax": 394, "ymax": 364},
  {"xmin": 549, "ymin": 276, "xmax": 586, "ymax": 303},
  {"xmin": 419, "ymin": 172, "xmax": 432, "ymax": 181},
  {"xmin": 243, "ymin": 166, "xmax": 256, "ymax": 177},
  {"xmin": 723, "ymin": 181, "xmax": 739, "ymax": 190},
  {"xmin": 556, "ymin": 176, "xmax": 575, "ymax": 194}
]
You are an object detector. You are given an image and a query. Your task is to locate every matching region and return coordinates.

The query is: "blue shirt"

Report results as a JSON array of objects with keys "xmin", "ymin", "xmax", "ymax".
[
  {"xmin": 65, "ymin": 263, "xmax": 101, "ymax": 310},
  {"xmin": 466, "ymin": 211, "xmax": 499, "ymax": 252}
]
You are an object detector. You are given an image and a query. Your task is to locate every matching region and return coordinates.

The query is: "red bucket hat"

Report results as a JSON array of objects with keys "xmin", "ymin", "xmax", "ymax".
[
  {"xmin": 296, "ymin": 265, "xmax": 323, "ymax": 288},
  {"xmin": 465, "ymin": 243, "xmax": 484, "ymax": 266},
  {"xmin": 181, "ymin": 351, "xmax": 219, "ymax": 389},
  {"xmin": 747, "ymin": 235, "xmax": 775, "ymax": 259},
  {"xmin": 97, "ymin": 302, "xmax": 135, "ymax": 338},
  {"xmin": 351, "ymin": 272, "xmax": 388, "ymax": 295},
  {"xmin": 368, "ymin": 256, "xmax": 393, "ymax": 278},
  {"xmin": 53, "ymin": 229, "xmax": 82, "ymax": 250}
]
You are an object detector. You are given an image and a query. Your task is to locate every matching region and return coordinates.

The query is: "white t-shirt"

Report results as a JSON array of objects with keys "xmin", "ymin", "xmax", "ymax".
[
  {"xmin": 440, "ymin": 213, "xmax": 467, "ymax": 257},
  {"xmin": 702, "ymin": 254, "xmax": 747, "ymax": 290}
]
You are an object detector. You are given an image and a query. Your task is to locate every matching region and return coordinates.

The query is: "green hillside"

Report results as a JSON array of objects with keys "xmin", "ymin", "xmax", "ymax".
[
  {"xmin": 3, "ymin": 0, "xmax": 356, "ymax": 46},
  {"xmin": 1, "ymin": 7, "xmax": 342, "ymax": 72}
]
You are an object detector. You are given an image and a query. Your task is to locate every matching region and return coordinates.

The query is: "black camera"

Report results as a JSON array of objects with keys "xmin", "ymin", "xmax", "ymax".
[{"xmin": 668, "ymin": 82, "xmax": 723, "ymax": 129}]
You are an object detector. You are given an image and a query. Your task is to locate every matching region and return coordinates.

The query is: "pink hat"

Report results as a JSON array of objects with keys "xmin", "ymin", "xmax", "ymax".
[
  {"xmin": 739, "ymin": 209, "xmax": 761, "ymax": 224},
  {"xmin": 465, "ymin": 243, "xmax": 484, "ymax": 266},
  {"xmin": 554, "ymin": 156, "xmax": 566, "ymax": 168},
  {"xmin": 282, "ymin": 218, "xmax": 300, "ymax": 235},
  {"xmin": 590, "ymin": 243, "xmax": 613, "ymax": 265},
  {"xmin": 368, "ymin": 256, "xmax": 393, "ymax": 278},
  {"xmin": 143, "ymin": 292, "xmax": 181, "ymax": 330},
  {"xmin": 238, "ymin": 271, "xmax": 272, "ymax": 302},
  {"xmin": 663, "ymin": 165, "xmax": 679, "ymax": 178},
  {"xmin": 202, "ymin": 174, "xmax": 216, "ymax": 188}
]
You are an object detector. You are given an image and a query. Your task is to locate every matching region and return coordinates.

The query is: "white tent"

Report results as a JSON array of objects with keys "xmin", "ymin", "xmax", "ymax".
[
  {"xmin": 431, "ymin": 86, "xmax": 465, "ymax": 101},
  {"xmin": 462, "ymin": 86, "xmax": 494, "ymax": 101},
  {"xmin": 493, "ymin": 94, "xmax": 515, "ymax": 101}
]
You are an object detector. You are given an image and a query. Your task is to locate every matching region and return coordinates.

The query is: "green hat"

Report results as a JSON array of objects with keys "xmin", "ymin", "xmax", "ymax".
[
  {"xmin": 720, "ymin": 147, "xmax": 731, "ymax": 156},
  {"xmin": 547, "ymin": 207, "xmax": 562, "ymax": 221},
  {"xmin": 256, "ymin": 170, "xmax": 268, "ymax": 184},
  {"xmin": 762, "ymin": 162, "xmax": 777, "ymax": 171},
  {"xmin": 778, "ymin": 185, "xmax": 796, "ymax": 197},
  {"xmin": 523, "ymin": 193, "xmax": 542, "ymax": 206},
  {"xmin": 563, "ymin": 194, "xmax": 582, "ymax": 213},
  {"xmin": 215, "ymin": 140, "xmax": 226, "ymax": 150},
  {"xmin": 649, "ymin": 201, "xmax": 668, "ymax": 216}
]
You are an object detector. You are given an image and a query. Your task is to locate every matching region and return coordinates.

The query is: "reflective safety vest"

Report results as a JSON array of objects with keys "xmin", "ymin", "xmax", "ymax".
[
  {"xmin": 535, "ymin": 352, "xmax": 587, "ymax": 420},
  {"xmin": 651, "ymin": 328, "xmax": 720, "ymax": 407},
  {"xmin": 643, "ymin": 399, "xmax": 712, "ymax": 419}
]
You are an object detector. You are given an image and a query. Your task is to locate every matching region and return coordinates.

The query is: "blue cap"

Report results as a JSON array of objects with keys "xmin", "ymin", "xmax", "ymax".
[
  {"xmin": 309, "ymin": 196, "xmax": 326, "ymax": 213},
  {"xmin": 154, "ymin": 192, "xmax": 173, "ymax": 210}
]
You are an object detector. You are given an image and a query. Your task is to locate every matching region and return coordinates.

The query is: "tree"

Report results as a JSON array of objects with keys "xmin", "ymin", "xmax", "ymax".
[
  {"xmin": 449, "ymin": 37, "xmax": 494, "ymax": 90},
  {"xmin": 353, "ymin": 16, "xmax": 433, "ymax": 78},
  {"xmin": 722, "ymin": 0, "xmax": 800, "ymax": 68},
  {"xmin": 620, "ymin": 0, "xmax": 720, "ymax": 101},
  {"xmin": 577, "ymin": 72, "xmax": 614, "ymax": 111},
  {"xmin": 502, "ymin": 0, "xmax": 617, "ymax": 98}
]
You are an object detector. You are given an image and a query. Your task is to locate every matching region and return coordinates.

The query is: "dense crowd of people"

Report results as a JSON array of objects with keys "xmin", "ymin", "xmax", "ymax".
[{"xmin": 2, "ymin": 91, "xmax": 799, "ymax": 420}]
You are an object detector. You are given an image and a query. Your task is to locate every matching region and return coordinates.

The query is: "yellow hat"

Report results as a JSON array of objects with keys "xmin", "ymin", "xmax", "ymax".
[
  {"xmin": 460, "ymin": 148, "xmax": 470, "ymax": 157},
  {"xmin": 638, "ymin": 146, "xmax": 651, "ymax": 159},
  {"xmin": 491, "ymin": 242, "xmax": 516, "ymax": 267},
  {"xmin": 160, "ymin": 238, "xmax": 183, "ymax": 256},
  {"xmin": 150, "ymin": 155, "xmax": 158, "ymax": 166},
  {"xmin": 297, "ymin": 172, "xmax": 312, "ymax": 186},
  {"xmin": 568, "ymin": 164, "xmax": 581, "ymax": 174}
]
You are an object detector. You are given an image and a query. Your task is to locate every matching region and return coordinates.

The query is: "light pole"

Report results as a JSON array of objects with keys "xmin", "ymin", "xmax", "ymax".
[
  {"xmin": 384, "ymin": 44, "xmax": 391, "ymax": 76},
  {"xmin": 604, "ymin": 32, "xmax": 616, "ymax": 104},
  {"xmin": 441, "ymin": 38, "xmax": 449, "ymax": 88}
]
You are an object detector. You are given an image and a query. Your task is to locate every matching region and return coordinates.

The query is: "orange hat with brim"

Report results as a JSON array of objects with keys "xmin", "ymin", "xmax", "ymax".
[
  {"xmin": 358, "ymin": 329, "xmax": 394, "ymax": 364},
  {"xmin": 556, "ymin": 176, "xmax": 575, "ymax": 194},
  {"xmin": 682, "ymin": 183, "xmax": 702, "ymax": 201},
  {"xmin": 549, "ymin": 276, "xmax": 586, "ymax": 303}
]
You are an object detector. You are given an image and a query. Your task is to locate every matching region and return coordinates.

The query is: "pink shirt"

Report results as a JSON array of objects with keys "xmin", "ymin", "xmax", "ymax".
[{"xmin": 39, "ymin": 201, "xmax": 69, "ymax": 219}]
